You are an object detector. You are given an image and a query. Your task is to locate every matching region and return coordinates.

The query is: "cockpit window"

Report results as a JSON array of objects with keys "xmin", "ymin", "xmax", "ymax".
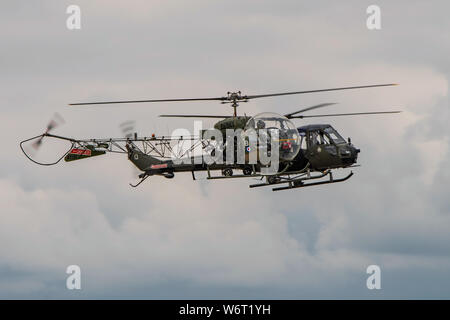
[
  {"xmin": 324, "ymin": 127, "xmax": 346, "ymax": 144},
  {"xmin": 308, "ymin": 130, "xmax": 333, "ymax": 146},
  {"xmin": 319, "ymin": 132, "xmax": 331, "ymax": 145}
]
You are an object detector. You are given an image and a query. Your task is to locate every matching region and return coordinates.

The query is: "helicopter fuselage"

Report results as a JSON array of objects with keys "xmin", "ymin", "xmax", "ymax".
[{"xmin": 127, "ymin": 123, "xmax": 360, "ymax": 179}]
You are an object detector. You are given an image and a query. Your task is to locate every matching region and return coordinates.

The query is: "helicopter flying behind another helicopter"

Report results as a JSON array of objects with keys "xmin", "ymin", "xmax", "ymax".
[{"xmin": 20, "ymin": 83, "xmax": 401, "ymax": 191}]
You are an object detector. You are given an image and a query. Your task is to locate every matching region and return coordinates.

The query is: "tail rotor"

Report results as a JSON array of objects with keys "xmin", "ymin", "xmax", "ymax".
[{"xmin": 31, "ymin": 112, "xmax": 65, "ymax": 151}]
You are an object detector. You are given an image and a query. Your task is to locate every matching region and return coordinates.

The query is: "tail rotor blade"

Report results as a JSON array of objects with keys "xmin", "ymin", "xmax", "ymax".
[
  {"xmin": 46, "ymin": 113, "xmax": 65, "ymax": 132},
  {"xmin": 31, "ymin": 137, "xmax": 44, "ymax": 150},
  {"xmin": 32, "ymin": 113, "xmax": 66, "ymax": 152}
]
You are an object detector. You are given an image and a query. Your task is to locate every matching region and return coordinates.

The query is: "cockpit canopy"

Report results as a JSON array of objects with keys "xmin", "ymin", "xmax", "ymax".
[
  {"xmin": 298, "ymin": 124, "xmax": 346, "ymax": 149},
  {"xmin": 244, "ymin": 112, "xmax": 301, "ymax": 161}
]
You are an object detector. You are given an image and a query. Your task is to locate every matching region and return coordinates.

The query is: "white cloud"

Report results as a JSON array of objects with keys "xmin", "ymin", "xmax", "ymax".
[{"xmin": 1, "ymin": 0, "xmax": 450, "ymax": 298}]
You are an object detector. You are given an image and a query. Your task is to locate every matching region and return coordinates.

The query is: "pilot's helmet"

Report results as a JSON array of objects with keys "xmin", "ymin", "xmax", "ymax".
[{"xmin": 256, "ymin": 120, "xmax": 266, "ymax": 129}]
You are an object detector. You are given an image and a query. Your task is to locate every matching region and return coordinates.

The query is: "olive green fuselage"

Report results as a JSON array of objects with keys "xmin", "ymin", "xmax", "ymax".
[{"xmin": 127, "ymin": 122, "xmax": 360, "ymax": 178}]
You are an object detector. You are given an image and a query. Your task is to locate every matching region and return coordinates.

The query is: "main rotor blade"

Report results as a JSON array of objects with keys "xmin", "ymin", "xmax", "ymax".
[
  {"xmin": 70, "ymin": 97, "xmax": 226, "ymax": 106},
  {"xmin": 290, "ymin": 111, "xmax": 402, "ymax": 119},
  {"xmin": 245, "ymin": 84, "xmax": 397, "ymax": 100},
  {"xmin": 284, "ymin": 103, "xmax": 337, "ymax": 118},
  {"xmin": 69, "ymin": 83, "xmax": 397, "ymax": 106},
  {"xmin": 159, "ymin": 114, "xmax": 230, "ymax": 118}
]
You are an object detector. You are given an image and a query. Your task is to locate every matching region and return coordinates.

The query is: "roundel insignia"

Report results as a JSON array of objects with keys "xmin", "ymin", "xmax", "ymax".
[
  {"xmin": 134, "ymin": 154, "xmax": 139, "ymax": 160},
  {"xmin": 317, "ymin": 147, "xmax": 322, "ymax": 153},
  {"xmin": 246, "ymin": 146, "xmax": 251, "ymax": 152}
]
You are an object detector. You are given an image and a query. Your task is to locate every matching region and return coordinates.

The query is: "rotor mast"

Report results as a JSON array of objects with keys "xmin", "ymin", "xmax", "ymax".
[{"xmin": 222, "ymin": 91, "xmax": 248, "ymax": 117}]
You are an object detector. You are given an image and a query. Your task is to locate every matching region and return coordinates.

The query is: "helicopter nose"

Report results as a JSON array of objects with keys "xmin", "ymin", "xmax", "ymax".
[{"xmin": 352, "ymin": 146, "xmax": 360, "ymax": 164}]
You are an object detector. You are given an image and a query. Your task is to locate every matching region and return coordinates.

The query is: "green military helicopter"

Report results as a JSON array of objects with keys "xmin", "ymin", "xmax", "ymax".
[{"xmin": 20, "ymin": 84, "xmax": 400, "ymax": 191}]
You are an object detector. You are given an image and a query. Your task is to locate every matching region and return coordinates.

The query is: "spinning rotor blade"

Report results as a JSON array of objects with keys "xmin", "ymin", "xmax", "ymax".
[
  {"xmin": 32, "ymin": 113, "xmax": 65, "ymax": 150},
  {"xmin": 284, "ymin": 103, "xmax": 337, "ymax": 119},
  {"xmin": 159, "ymin": 114, "xmax": 230, "ymax": 118},
  {"xmin": 70, "ymin": 97, "xmax": 226, "ymax": 106},
  {"xmin": 45, "ymin": 112, "xmax": 65, "ymax": 132},
  {"xmin": 120, "ymin": 120, "xmax": 136, "ymax": 138},
  {"xmin": 244, "ymin": 84, "xmax": 397, "ymax": 100},
  {"xmin": 69, "ymin": 84, "xmax": 397, "ymax": 106},
  {"xmin": 32, "ymin": 137, "xmax": 44, "ymax": 149},
  {"xmin": 290, "ymin": 110, "xmax": 402, "ymax": 119},
  {"xmin": 119, "ymin": 121, "xmax": 141, "ymax": 177}
]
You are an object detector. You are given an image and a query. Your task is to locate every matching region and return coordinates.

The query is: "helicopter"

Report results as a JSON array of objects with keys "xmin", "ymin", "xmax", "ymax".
[{"xmin": 20, "ymin": 83, "xmax": 401, "ymax": 191}]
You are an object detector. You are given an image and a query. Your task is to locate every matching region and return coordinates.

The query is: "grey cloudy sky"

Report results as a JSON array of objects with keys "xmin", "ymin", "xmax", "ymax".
[{"xmin": 1, "ymin": 0, "xmax": 449, "ymax": 298}]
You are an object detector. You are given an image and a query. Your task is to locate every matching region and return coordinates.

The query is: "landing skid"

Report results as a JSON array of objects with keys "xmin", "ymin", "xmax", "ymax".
[
  {"xmin": 250, "ymin": 171, "xmax": 353, "ymax": 191},
  {"xmin": 129, "ymin": 174, "xmax": 149, "ymax": 188},
  {"xmin": 249, "ymin": 169, "xmax": 329, "ymax": 188}
]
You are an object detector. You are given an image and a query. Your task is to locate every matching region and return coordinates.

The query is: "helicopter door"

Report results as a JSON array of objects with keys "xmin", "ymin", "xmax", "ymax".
[{"xmin": 306, "ymin": 130, "xmax": 340, "ymax": 169}]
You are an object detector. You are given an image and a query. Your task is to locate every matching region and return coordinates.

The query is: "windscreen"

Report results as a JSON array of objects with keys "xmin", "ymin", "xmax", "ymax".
[{"xmin": 324, "ymin": 126, "xmax": 346, "ymax": 144}]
